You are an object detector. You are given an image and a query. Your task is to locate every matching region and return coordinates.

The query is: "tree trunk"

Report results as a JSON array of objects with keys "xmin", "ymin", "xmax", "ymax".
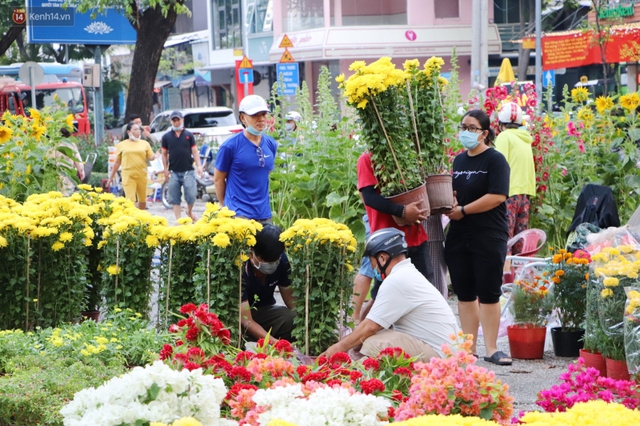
[
  {"xmin": 0, "ymin": 26, "xmax": 23, "ymax": 57},
  {"xmin": 518, "ymin": 0, "xmax": 536, "ymax": 81},
  {"xmin": 126, "ymin": 5, "xmax": 179, "ymax": 124}
]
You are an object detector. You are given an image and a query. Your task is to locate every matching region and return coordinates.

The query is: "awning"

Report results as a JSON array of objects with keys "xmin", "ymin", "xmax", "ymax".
[
  {"xmin": 154, "ymin": 80, "xmax": 172, "ymax": 89},
  {"xmin": 179, "ymin": 76, "xmax": 196, "ymax": 89},
  {"xmin": 164, "ymin": 30, "xmax": 209, "ymax": 48},
  {"xmin": 269, "ymin": 25, "xmax": 502, "ymax": 62}
]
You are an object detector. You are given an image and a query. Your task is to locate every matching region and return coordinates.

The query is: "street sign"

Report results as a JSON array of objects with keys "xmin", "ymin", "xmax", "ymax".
[
  {"xmin": 279, "ymin": 49, "xmax": 295, "ymax": 63},
  {"xmin": 543, "ymin": 70, "xmax": 555, "ymax": 87},
  {"xmin": 238, "ymin": 68, "xmax": 254, "ymax": 84},
  {"xmin": 239, "ymin": 56, "xmax": 253, "ymax": 69},
  {"xmin": 19, "ymin": 62, "xmax": 45, "ymax": 86},
  {"xmin": 26, "ymin": 0, "xmax": 136, "ymax": 44},
  {"xmin": 276, "ymin": 63, "xmax": 299, "ymax": 96},
  {"xmin": 279, "ymin": 34, "xmax": 294, "ymax": 48}
]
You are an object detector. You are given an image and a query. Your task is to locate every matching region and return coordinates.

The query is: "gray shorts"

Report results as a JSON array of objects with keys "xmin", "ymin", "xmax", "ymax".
[{"xmin": 167, "ymin": 170, "xmax": 196, "ymax": 205}]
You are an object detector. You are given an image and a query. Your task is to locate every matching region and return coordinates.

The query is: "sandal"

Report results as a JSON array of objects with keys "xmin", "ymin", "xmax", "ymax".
[{"xmin": 483, "ymin": 350, "xmax": 512, "ymax": 366}]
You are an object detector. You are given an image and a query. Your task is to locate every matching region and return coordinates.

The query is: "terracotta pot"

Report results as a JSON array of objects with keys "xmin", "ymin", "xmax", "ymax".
[
  {"xmin": 387, "ymin": 183, "xmax": 430, "ymax": 226},
  {"xmin": 579, "ymin": 349, "xmax": 606, "ymax": 377},
  {"xmin": 81, "ymin": 310, "xmax": 100, "ymax": 322},
  {"xmin": 605, "ymin": 358, "xmax": 631, "ymax": 381},
  {"xmin": 507, "ymin": 324, "xmax": 546, "ymax": 360},
  {"xmin": 426, "ymin": 174, "xmax": 454, "ymax": 214},
  {"xmin": 551, "ymin": 327, "xmax": 584, "ymax": 357}
]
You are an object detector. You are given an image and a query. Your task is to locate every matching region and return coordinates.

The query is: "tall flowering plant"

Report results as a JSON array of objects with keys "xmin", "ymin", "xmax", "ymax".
[
  {"xmin": 548, "ymin": 249, "xmax": 591, "ymax": 331},
  {"xmin": 337, "ymin": 57, "xmax": 449, "ymax": 195},
  {"xmin": 624, "ymin": 290, "xmax": 640, "ymax": 380},
  {"xmin": 192, "ymin": 203, "xmax": 261, "ymax": 346},
  {"xmin": 510, "ymin": 275, "xmax": 552, "ymax": 327},
  {"xmin": 279, "ymin": 218, "xmax": 356, "ymax": 355},
  {"xmin": 394, "ymin": 334, "xmax": 514, "ymax": 425}
]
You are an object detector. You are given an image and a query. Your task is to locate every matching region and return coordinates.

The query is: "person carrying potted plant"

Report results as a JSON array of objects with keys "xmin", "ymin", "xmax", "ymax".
[{"xmin": 444, "ymin": 109, "xmax": 512, "ymax": 365}]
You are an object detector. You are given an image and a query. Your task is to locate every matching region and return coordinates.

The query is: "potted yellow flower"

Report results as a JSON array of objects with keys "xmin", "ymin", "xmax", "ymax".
[{"xmin": 337, "ymin": 56, "xmax": 453, "ymax": 215}]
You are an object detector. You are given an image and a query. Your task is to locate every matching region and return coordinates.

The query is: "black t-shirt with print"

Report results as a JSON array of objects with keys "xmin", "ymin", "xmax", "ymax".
[
  {"xmin": 241, "ymin": 252, "xmax": 291, "ymax": 308},
  {"xmin": 449, "ymin": 147, "xmax": 510, "ymax": 238}
]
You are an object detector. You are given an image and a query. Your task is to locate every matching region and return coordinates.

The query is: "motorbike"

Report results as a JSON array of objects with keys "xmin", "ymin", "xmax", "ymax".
[{"xmin": 161, "ymin": 172, "xmax": 217, "ymax": 209}]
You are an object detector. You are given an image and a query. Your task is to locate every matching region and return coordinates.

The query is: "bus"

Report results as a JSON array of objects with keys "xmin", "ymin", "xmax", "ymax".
[{"xmin": 0, "ymin": 63, "xmax": 90, "ymax": 134}]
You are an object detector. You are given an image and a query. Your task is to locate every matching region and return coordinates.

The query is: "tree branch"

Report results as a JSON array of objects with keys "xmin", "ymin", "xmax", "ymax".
[{"xmin": 0, "ymin": 26, "xmax": 24, "ymax": 57}]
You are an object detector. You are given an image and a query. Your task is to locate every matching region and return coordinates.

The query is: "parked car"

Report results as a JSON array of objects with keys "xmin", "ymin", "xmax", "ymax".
[{"xmin": 149, "ymin": 107, "xmax": 243, "ymax": 147}]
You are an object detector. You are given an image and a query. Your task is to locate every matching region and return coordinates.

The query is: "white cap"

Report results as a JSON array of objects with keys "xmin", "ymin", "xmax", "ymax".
[
  {"xmin": 239, "ymin": 95, "xmax": 270, "ymax": 115},
  {"xmin": 498, "ymin": 102, "xmax": 523, "ymax": 125},
  {"xmin": 285, "ymin": 111, "xmax": 302, "ymax": 122}
]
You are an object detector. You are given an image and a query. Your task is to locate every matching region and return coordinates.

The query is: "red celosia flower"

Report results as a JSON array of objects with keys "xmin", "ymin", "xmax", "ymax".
[
  {"xmin": 296, "ymin": 365, "xmax": 310, "ymax": 376},
  {"xmin": 235, "ymin": 351, "xmax": 255, "ymax": 364},
  {"xmin": 168, "ymin": 324, "xmax": 180, "ymax": 333},
  {"xmin": 349, "ymin": 370, "xmax": 363, "ymax": 382},
  {"xmin": 256, "ymin": 338, "xmax": 266, "ymax": 347},
  {"xmin": 184, "ymin": 361, "xmax": 201, "ymax": 371},
  {"xmin": 254, "ymin": 353, "xmax": 268, "ymax": 359},
  {"xmin": 185, "ymin": 326, "xmax": 199, "ymax": 341},
  {"xmin": 360, "ymin": 378, "xmax": 385, "ymax": 394},
  {"xmin": 392, "ymin": 389, "xmax": 404, "ymax": 401},
  {"xmin": 175, "ymin": 340, "xmax": 184, "ymax": 346},
  {"xmin": 225, "ymin": 383, "xmax": 258, "ymax": 401},
  {"xmin": 218, "ymin": 328, "xmax": 231, "ymax": 345},
  {"xmin": 159, "ymin": 344, "xmax": 173, "ymax": 360},
  {"xmin": 187, "ymin": 347, "xmax": 205, "ymax": 360},
  {"xmin": 229, "ymin": 366, "xmax": 252, "ymax": 382},
  {"xmin": 177, "ymin": 319, "xmax": 188, "ymax": 327},
  {"xmin": 393, "ymin": 367, "xmax": 413, "ymax": 377},
  {"xmin": 363, "ymin": 358, "xmax": 380, "ymax": 371},
  {"xmin": 329, "ymin": 352, "xmax": 351, "ymax": 365},
  {"xmin": 301, "ymin": 371, "xmax": 328, "ymax": 383},
  {"xmin": 274, "ymin": 339, "xmax": 293, "ymax": 355},
  {"xmin": 174, "ymin": 353, "xmax": 189, "ymax": 364},
  {"xmin": 388, "ymin": 406, "xmax": 396, "ymax": 419},
  {"xmin": 378, "ymin": 347, "xmax": 408, "ymax": 359},
  {"xmin": 317, "ymin": 355, "xmax": 328, "ymax": 365},
  {"xmin": 180, "ymin": 303, "xmax": 197, "ymax": 314}
]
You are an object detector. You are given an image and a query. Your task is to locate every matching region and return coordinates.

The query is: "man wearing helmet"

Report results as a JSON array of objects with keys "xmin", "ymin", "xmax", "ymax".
[
  {"xmin": 214, "ymin": 95, "xmax": 277, "ymax": 222},
  {"xmin": 322, "ymin": 228, "xmax": 458, "ymax": 362},
  {"xmin": 494, "ymin": 102, "xmax": 536, "ymax": 254}
]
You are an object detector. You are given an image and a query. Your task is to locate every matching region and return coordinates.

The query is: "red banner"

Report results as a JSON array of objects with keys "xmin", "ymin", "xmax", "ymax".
[{"xmin": 525, "ymin": 27, "xmax": 640, "ymax": 70}]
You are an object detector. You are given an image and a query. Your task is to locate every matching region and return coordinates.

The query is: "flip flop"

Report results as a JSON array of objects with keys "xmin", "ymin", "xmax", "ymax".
[{"xmin": 483, "ymin": 350, "xmax": 512, "ymax": 366}]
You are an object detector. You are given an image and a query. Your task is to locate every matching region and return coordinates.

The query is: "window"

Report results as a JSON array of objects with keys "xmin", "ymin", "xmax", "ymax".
[
  {"xmin": 494, "ymin": 0, "xmax": 521, "ymax": 24},
  {"xmin": 284, "ymin": 0, "xmax": 324, "ymax": 32},
  {"xmin": 248, "ymin": 0, "xmax": 273, "ymax": 34},
  {"xmin": 331, "ymin": 0, "xmax": 406, "ymax": 26},
  {"xmin": 434, "ymin": 0, "xmax": 458, "ymax": 19},
  {"xmin": 212, "ymin": 0, "xmax": 242, "ymax": 49}
]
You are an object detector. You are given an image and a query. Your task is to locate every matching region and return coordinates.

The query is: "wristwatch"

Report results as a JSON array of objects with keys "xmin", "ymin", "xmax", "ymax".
[{"xmin": 461, "ymin": 205, "xmax": 467, "ymax": 217}]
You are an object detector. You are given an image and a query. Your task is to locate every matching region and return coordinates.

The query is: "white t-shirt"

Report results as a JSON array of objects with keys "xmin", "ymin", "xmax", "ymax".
[{"xmin": 367, "ymin": 258, "xmax": 459, "ymax": 357}]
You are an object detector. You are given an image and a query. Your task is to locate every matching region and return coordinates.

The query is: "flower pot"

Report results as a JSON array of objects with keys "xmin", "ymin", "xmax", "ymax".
[
  {"xmin": 81, "ymin": 310, "xmax": 100, "ymax": 322},
  {"xmin": 579, "ymin": 349, "xmax": 606, "ymax": 377},
  {"xmin": 426, "ymin": 174, "xmax": 454, "ymax": 214},
  {"xmin": 605, "ymin": 358, "xmax": 631, "ymax": 381},
  {"xmin": 507, "ymin": 324, "xmax": 546, "ymax": 360},
  {"xmin": 550, "ymin": 327, "xmax": 584, "ymax": 357},
  {"xmin": 387, "ymin": 183, "xmax": 430, "ymax": 226}
]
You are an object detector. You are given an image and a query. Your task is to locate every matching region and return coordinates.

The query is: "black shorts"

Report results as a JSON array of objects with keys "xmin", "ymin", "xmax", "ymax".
[{"xmin": 444, "ymin": 233, "xmax": 507, "ymax": 304}]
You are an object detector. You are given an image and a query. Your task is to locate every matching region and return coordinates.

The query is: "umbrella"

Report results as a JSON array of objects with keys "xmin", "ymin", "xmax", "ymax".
[{"xmin": 495, "ymin": 58, "xmax": 516, "ymax": 86}]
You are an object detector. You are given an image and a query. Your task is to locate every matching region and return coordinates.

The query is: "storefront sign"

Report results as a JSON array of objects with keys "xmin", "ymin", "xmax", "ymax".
[{"xmin": 598, "ymin": 5, "xmax": 635, "ymax": 20}]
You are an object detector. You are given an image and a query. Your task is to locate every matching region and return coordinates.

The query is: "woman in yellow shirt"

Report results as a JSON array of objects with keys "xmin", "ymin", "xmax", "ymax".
[{"xmin": 107, "ymin": 123, "xmax": 155, "ymax": 210}]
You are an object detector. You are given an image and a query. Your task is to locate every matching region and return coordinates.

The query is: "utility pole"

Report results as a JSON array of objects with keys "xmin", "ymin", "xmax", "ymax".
[
  {"xmin": 471, "ymin": 0, "xmax": 488, "ymax": 91},
  {"xmin": 535, "ymin": 0, "xmax": 542, "ymax": 111}
]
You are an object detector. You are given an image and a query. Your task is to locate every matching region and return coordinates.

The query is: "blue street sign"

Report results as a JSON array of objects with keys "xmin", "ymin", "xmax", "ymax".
[
  {"xmin": 27, "ymin": 0, "xmax": 136, "ymax": 44},
  {"xmin": 543, "ymin": 70, "xmax": 556, "ymax": 87},
  {"xmin": 238, "ymin": 68, "xmax": 254, "ymax": 84},
  {"xmin": 276, "ymin": 63, "xmax": 299, "ymax": 96}
]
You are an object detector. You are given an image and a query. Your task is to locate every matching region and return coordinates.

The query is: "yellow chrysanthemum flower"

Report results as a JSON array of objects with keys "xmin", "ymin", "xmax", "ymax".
[
  {"xmin": 212, "ymin": 232, "xmax": 231, "ymax": 248},
  {"xmin": 601, "ymin": 288, "xmax": 613, "ymax": 298},
  {"xmin": 171, "ymin": 417, "xmax": 203, "ymax": 426},
  {"xmin": 603, "ymin": 277, "xmax": 619, "ymax": 287},
  {"xmin": 52, "ymin": 241, "xmax": 65, "ymax": 251},
  {"xmin": 106, "ymin": 265, "xmax": 121, "ymax": 275}
]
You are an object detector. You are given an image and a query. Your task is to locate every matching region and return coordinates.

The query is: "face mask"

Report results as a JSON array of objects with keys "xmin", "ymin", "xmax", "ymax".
[
  {"xmin": 285, "ymin": 123, "xmax": 295, "ymax": 132},
  {"xmin": 171, "ymin": 125, "xmax": 184, "ymax": 131},
  {"xmin": 459, "ymin": 130, "xmax": 480, "ymax": 150},
  {"xmin": 373, "ymin": 270, "xmax": 382, "ymax": 282},
  {"xmin": 129, "ymin": 134, "xmax": 140, "ymax": 141},
  {"xmin": 253, "ymin": 258, "xmax": 279, "ymax": 275},
  {"xmin": 246, "ymin": 124, "xmax": 263, "ymax": 136}
]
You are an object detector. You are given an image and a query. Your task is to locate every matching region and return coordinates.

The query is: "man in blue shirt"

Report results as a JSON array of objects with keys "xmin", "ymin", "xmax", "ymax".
[
  {"xmin": 214, "ymin": 95, "xmax": 277, "ymax": 222},
  {"xmin": 240, "ymin": 224, "xmax": 296, "ymax": 343}
]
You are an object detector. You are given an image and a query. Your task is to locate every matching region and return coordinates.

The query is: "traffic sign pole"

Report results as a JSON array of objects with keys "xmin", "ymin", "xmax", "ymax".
[{"xmin": 29, "ymin": 67, "xmax": 36, "ymax": 111}]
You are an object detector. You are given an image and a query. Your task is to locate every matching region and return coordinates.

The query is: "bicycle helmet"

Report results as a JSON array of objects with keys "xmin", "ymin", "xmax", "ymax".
[
  {"xmin": 363, "ymin": 228, "xmax": 408, "ymax": 258},
  {"xmin": 285, "ymin": 111, "xmax": 302, "ymax": 122},
  {"xmin": 497, "ymin": 102, "xmax": 523, "ymax": 125}
]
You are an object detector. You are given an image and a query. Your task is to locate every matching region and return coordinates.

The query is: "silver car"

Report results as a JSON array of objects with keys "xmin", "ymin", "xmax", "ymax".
[{"xmin": 150, "ymin": 107, "xmax": 243, "ymax": 147}]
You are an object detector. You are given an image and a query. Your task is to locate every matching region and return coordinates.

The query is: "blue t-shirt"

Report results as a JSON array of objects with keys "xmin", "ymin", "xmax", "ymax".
[{"xmin": 215, "ymin": 132, "xmax": 277, "ymax": 220}]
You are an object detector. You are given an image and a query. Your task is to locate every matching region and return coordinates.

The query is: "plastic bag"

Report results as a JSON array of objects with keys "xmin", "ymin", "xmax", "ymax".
[{"xmin": 624, "ymin": 290, "xmax": 640, "ymax": 379}]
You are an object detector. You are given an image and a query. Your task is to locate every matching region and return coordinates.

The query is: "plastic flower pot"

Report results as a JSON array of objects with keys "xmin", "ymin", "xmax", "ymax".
[
  {"xmin": 551, "ymin": 327, "xmax": 584, "ymax": 357},
  {"xmin": 426, "ymin": 174, "xmax": 454, "ymax": 214},
  {"xmin": 387, "ymin": 183, "xmax": 430, "ymax": 226},
  {"xmin": 605, "ymin": 358, "xmax": 631, "ymax": 381},
  {"xmin": 579, "ymin": 349, "xmax": 607, "ymax": 377},
  {"xmin": 507, "ymin": 324, "xmax": 546, "ymax": 359}
]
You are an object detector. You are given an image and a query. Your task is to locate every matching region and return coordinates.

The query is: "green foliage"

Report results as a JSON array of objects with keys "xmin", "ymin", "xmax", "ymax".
[
  {"xmin": 510, "ymin": 279, "xmax": 553, "ymax": 327},
  {"xmin": 0, "ymin": 228, "xmax": 34, "ymax": 330},
  {"xmin": 269, "ymin": 66, "xmax": 365, "ymax": 237},
  {"xmin": 547, "ymin": 250, "xmax": 589, "ymax": 331},
  {"xmin": 0, "ymin": 355, "xmax": 125, "ymax": 426},
  {"xmin": 75, "ymin": 133, "xmax": 112, "ymax": 174}
]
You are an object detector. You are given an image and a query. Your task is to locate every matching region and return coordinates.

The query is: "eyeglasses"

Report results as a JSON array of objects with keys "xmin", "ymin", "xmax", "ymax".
[
  {"xmin": 256, "ymin": 146, "xmax": 265, "ymax": 167},
  {"xmin": 458, "ymin": 125, "xmax": 483, "ymax": 133}
]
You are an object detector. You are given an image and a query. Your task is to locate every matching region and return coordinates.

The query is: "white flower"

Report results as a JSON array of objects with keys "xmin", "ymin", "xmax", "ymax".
[
  {"xmin": 61, "ymin": 361, "xmax": 228, "ymax": 426},
  {"xmin": 253, "ymin": 384, "xmax": 389, "ymax": 426}
]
